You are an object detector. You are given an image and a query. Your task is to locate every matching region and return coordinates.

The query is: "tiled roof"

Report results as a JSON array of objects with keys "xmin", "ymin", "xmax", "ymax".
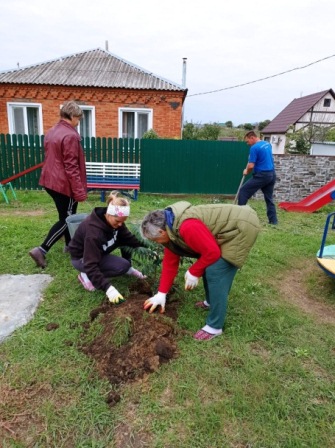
[
  {"xmin": 262, "ymin": 89, "xmax": 335, "ymax": 134},
  {"xmin": 0, "ymin": 48, "xmax": 186, "ymax": 92}
]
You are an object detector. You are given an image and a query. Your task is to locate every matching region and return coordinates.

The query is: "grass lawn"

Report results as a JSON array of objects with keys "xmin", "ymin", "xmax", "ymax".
[{"xmin": 0, "ymin": 190, "xmax": 335, "ymax": 447}]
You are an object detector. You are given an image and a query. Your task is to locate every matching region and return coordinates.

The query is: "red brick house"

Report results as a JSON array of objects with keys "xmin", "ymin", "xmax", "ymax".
[{"xmin": 0, "ymin": 48, "xmax": 187, "ymax": 139}]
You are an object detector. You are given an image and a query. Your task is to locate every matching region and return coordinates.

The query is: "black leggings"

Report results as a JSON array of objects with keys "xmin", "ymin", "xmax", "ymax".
[{"xmin": 41, "ymin": 188, "xmax": 78, "ymax": 252}]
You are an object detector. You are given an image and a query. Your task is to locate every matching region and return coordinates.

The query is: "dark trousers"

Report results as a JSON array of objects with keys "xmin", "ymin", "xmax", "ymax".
[
  {"xmin": 238, "ymin": 171, "xmax": 278, "ymax": 224},
  {"xmin": 71, "ymin": 254, "xmax": 131, "ymax": 277},
  {"xmin": 41, "ymin": 188, "xmax": 78, "ymax": 252}
]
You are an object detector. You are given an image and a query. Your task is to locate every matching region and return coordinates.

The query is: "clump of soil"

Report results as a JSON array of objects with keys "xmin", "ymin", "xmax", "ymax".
[{"xmin": 80, "ymin": 279, "xmax": 182, "ymax": 405}]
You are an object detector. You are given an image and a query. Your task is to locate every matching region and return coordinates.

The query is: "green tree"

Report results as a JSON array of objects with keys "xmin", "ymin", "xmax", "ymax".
[
  {"xmin": 258, "ymin": 119, "xmax": 271, "ymax": 131},
  {"xmin": 237, "ymin": 123, "xmax": 254, "ymax": 130},
  {"xmin": 325, "ymin": 126, "xmax": 335, "ymax": 141},
  {"xmin": 225, "ymin": 120, "xmax": 233, "ymax": 128},
  {"xmin": 285, "ymin": 124, "xmax": 335, "ymax": 154},
  {"xmin": 199, "ymin": 123, "xmax": 221, "ymax": 140},
  {"xmin": 182, "ymin": 122, "xmax": 200, "ymax": 140},
  {"xmin": 285, "ymin": 126, "xmax": 313, "ymax": 154},
  {"xmin": 182, "ymin": 122, "xmax": 221, "ymax": 140}
]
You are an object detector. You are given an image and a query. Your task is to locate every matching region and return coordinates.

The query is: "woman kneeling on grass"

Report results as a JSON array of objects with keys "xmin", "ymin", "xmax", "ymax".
[
  {"xmin": 68, "ymin": 191, "xmax": 146, "ymax": 304},
  {"xmin": 140, "ymin": 201, "xmax": 260, "ymax": 341}
]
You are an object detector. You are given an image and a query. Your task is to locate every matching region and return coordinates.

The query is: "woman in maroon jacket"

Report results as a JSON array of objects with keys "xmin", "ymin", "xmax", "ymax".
[{"xmin": 29, "ymin": 101, "xmax": 87, "ymax": 269}]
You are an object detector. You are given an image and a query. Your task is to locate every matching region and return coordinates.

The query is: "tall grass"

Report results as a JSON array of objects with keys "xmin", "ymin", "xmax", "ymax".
[{"xmin": 0, "ymin": 191, "xmax": 334, "ymax": 447}]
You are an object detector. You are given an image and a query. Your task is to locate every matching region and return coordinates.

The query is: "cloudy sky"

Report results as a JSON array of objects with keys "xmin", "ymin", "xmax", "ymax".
[{"xmin": 1, "ymin": 0, "xmax": 334, "ymax": 126}]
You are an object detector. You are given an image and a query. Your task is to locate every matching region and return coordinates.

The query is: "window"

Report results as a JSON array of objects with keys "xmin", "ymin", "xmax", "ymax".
[
  {"xmin": 119, "ymin": 108, "xmax": 153, "ymax": 138},
  {"xmin": 323, "ymin": 98, "xmax": 331, "ymax": 107},
  {"xmin": 7, "ymin": 103, "xmax": 43, "ymax": 136},
  {"xmin": 60, "ymin": 104, "xmax": 95, "ymax": 139},
  {"xmin": 77, "ymin": 106, "xmax": 95, "ymax": 139}
]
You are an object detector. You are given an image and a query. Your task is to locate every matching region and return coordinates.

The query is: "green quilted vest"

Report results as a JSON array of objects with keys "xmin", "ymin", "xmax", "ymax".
[{"xmin": 164, "ymin": 201, "xmax": 260, "ymax": 268}]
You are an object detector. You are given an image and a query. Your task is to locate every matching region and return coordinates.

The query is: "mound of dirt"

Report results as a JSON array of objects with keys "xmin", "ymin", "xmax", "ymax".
[{"xmin": 79, "ymin": 279, "xmax": 183, "ymax": 406}]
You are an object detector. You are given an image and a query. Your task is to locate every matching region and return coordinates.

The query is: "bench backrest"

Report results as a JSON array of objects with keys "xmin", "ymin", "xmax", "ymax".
[{"xmin": 85, "ymin": 162, "xmax": 140, "ymax": 178}]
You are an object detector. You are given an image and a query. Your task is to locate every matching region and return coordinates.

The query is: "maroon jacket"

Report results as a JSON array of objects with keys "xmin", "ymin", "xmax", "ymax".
[{"xmin": 39, "ymin": 120, "xmax": 87, "ymax": 201}]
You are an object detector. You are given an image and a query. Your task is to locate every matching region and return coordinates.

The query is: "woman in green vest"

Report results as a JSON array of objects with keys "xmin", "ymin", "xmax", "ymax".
[{"xmin": 141, "ymin": 201, "xmax": 260, "ymax": 340}]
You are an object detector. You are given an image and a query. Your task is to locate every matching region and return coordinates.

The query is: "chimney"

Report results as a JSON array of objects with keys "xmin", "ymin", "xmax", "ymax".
[{"xmin": 105, "ymin": 40, "xmax": 109, "ymax": 51}]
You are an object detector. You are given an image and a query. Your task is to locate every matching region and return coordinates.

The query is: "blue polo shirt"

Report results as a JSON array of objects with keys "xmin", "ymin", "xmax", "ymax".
[{"xmin": 249, "ymin": 140, "xmax": 274, "ymax": 173}]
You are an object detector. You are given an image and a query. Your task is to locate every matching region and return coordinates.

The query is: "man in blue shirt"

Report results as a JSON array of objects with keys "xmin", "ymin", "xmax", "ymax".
[{"xmin": 238, "ymin": 131, "xmax": 278, "ymax": 225}]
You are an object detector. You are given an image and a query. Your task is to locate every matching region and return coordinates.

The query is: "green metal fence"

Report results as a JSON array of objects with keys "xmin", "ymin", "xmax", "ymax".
[
  {"xmin": 0, "ymin": 135, "xmax": 141, "ymax": 190},
  {"xmin": 140, "ymin": 139, "xmax": 249, "ymax": 195},
  {"xmin": 0, "ymin": 134, "xmax": 45, "ymax": 190},
  {"xmin": 0, "ymin": 134, "xmax": 249, "ymax": 195},
  {"xmin": 83, "ymin": 137, "xmax": 140, "ymax": 163}
]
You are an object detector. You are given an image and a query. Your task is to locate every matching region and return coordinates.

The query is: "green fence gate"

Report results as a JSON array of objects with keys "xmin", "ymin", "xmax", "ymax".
[{"xmin": 140, "ymin": 139, "xmax": 249, "ymax": 195}]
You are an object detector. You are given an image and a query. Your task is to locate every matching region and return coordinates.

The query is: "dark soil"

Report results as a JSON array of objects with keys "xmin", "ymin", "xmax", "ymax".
[
  {"xmin": 80, "ymin": 261, "xmax": 335, "ymax": 408},
  {"xmin": 79, "ymin": 279, "xmax": 183, "ymax": 406}
]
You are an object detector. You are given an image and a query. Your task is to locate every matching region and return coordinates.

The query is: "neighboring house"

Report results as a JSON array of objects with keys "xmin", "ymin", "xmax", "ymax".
[
  {"xmin": 261, "ymin": 89, "xmax": 335, "ymax": 154},
  {"xmin": 0, "ymin": 48, "xmax": 187, "ymax": 139}
]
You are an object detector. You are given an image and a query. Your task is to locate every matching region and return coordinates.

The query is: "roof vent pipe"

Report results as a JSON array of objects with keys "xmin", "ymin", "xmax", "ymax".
[
  {"xmin": 105, "ymin": 40, "xmax": 109, "ymax": 51},
  {"xmin": 182, "ymin": 57, "xmax": 187, "ymax": 88},
  {"xmin": 181, "ymin": 58, "xmax": 187, "ymax": 137}
]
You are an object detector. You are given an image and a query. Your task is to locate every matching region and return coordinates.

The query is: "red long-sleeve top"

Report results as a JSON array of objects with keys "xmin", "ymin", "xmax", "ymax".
[{"xmin": 158, "ymin": 218, "xmax": 221, "ymax": 293}]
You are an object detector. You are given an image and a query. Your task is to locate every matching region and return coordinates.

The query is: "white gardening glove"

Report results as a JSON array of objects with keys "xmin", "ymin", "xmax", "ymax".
[
  {"xmin": 106, "ymin": 285, "xmax": 125, "ymax": 304},
  {"xmin": 184, "ymin": 270, "xmax": 199, "ymax": 290},
  {"xmin": 143, "ymin": 292, "xmax": 166, "ymax": 314}
]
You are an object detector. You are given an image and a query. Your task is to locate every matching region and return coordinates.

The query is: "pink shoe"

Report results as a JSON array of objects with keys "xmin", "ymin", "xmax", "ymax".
[
  {"xmin": 193, "ymin": 329, "xmax": 220, "ymax": 341},
  {"xmin": 78, "ymin": 273, "xmax": 96, "ymax": 292}
]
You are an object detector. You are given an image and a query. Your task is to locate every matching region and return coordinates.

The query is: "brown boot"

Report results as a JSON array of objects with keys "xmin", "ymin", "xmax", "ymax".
[{"xmin": 29, "ymin": 247, "xmax": 47, "ymax": 269}]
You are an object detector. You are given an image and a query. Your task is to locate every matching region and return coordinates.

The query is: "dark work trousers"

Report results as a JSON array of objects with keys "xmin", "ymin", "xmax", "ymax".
[
  {"xmin": 71, "ymin": 254, "xmax": 131, "ymax": 278},
  {"xmin": 238, "ymin": 171, "xmax": 278, "ymax": 224},
  {"xmin": 40, "ymin": 188, "xmax": 78, "ymax": 252}
]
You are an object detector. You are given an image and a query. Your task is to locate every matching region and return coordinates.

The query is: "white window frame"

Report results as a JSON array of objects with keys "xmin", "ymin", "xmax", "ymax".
[
  {"xmin": 77, "ymin": 105, "xmax": 96, "ymax": 138},
  {"xmin": 59, "ymin": 104, "xmax": 96, "ymax": 138},
  {"xmin": 7, "ymin": 102, "xmax": 43, "ymax": 136},
  {"xmin": 118, "ymin": 107, "xmax": 153, "ymax": 138}
]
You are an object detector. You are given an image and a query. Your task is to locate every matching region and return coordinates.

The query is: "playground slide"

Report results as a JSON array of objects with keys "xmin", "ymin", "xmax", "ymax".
[{"xmin": 278, "ymin": 179, "xmax": 335, "ymax": 213}]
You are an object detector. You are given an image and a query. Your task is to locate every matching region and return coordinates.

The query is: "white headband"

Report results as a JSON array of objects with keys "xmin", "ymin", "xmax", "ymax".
[{"xmin": 107, "ymin": 204, "xmax": 130, "ymax": 217}]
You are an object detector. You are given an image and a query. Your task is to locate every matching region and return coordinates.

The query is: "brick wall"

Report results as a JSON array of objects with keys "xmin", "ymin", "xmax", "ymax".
[
  {"xmin": 254, "ymin": 154, "xmax": 335, "ymax": 202},
  {"xmin": 0, "ymin": 84, "xmax": 184, "ymax": 138}
]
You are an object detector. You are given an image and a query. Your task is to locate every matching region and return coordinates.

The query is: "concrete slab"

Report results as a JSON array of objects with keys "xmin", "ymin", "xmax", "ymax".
[{"xmin": 0, "ymin": 274, "xmax": 53, "ymax": 343}]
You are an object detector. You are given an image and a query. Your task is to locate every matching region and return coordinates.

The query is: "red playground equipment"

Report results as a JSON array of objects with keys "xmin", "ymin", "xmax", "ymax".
[
  {"xmin": 279, "ymin": 180, "xmax": 335, "ymax": 213},
  {"xmin": 0, "ymin": 162, "xmax": 44, "ymax": 204}
]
